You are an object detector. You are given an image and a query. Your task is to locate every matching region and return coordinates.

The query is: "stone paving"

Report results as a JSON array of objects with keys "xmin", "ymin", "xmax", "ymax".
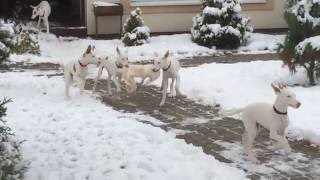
[
  {"xmin": 86, "ymin": 79, "xmax": 320, "ymax": 180},
  {"xmin": 10, "ymin": 53, "xmax": 320, "ymax": 179}
]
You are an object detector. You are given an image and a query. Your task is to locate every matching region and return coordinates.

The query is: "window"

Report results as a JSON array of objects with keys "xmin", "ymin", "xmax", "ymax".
[{"xmin": 131, "ymin": 0, "xmax": 200, "ymax": 6}]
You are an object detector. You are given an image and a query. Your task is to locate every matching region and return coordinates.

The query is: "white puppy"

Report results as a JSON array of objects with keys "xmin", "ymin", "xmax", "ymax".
[
  {"xmin": 222, "ymin": 83, "xmax": 301, "ymax": 162},
  {"xmin": 92, "ymin": 47, "xmax": 129, "ymax": 95},
  {"xmin": 121, "ymin": 64, "xmax": 161, "ymax": 94},
  {"xmin": 152, "ymin": 50, "xmax": 181, "ymax": 106},
  {"xmin": 30, "ymin": 1, "xmax": 51, "ymax": 33},
  {"xmin": 64, "ymin": 45, "xmax": 100, "ymax": 99}
]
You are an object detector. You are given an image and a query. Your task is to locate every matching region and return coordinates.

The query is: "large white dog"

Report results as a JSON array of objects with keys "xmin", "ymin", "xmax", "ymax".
[
  {"xmin": 222, "ymin": 83, "xmax": 301, "ymax": 162},
  {"xmin": 92, "ymin": 47, "xmax": 129, "ymax": 96},
  {"xmin": 30, "ymin": 1, "xmax": 51, "ymax": 33},
  {"xmin": 121, "ymin": 64, "xmax": 161, "ymax": 94},
  {"xmin": 64, "ymin": 45, "xmax": 101, "ymax": 99},
  {"xmin": 152, "ymin": 50, "xmax": 181, "ymax": 106}
]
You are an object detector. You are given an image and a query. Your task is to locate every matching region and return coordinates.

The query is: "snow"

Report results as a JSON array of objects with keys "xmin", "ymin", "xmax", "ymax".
[
  {"xmin": 239, "ymin": 32, "xmax": 285, "ymax": 52},
  {"xmin": 178, "ymin": 60, "xmax": 320, "ymax": 145},
  {"xmin": 288, "ymin": 0, "xmax": 320, "ymax": 27},
  {"xmin": 9, "ymin": 33, "xmax": 283, "ymax": 64},
  {"xmin": 295, "ymin": 35, "xmax": 320, "ymax": 55},
  {"xmin": 0, "ymin": 71, "xmax": 247, "ymax": 180}
]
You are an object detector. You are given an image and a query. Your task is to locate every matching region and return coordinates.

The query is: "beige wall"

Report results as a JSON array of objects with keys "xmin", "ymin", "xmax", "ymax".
[
  {"xmin": 242, "ymin": 0, "xmax": 287, "ymax": 29},
  {"xmin": 86, "ymin": 0, "xmax": 287, "ymax": 35}
]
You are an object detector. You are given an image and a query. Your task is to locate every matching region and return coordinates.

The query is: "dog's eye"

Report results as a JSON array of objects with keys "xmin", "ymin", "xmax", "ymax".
[{"xmin": 287, "ymin": 95, "xmax": 291, "ymax": 98}]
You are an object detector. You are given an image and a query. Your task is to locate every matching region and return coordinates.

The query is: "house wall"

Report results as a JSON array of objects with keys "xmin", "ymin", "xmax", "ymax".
[{"xmin": 86, "ymin": 0, "xmax": 287, "ymax": 35}]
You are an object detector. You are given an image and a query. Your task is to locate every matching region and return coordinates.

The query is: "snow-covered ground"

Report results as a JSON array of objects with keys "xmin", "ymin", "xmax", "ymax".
[
  {"xmin": 178, "ymin": 61, "xmax": 320, "ymax": 145},
  {"xmin": 9, "ymin": 32, "xmax": 284, "ymax": 64},
  {"xmin": 0, "ymin": 71, "xmax": 247, "ymax": 180}
]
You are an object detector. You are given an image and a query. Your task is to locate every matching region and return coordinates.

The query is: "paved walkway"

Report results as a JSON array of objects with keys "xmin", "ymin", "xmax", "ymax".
[
  {"xmin": 86, "ymin": 80, "xmax": 319, "ymax": 180},
  {"xmin": 10, "ymin": 53, "xmax": 320, "ymax": 179}
]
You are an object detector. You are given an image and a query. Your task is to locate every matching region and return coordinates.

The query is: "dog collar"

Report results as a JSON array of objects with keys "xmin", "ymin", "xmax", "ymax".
[
  {"xmin": 163, "ymin": 61, "xmax": 171, "ymax": 71},
  {"xmin": 115, "ymin": 62, "xmax": 123, "ymax": 69},
  {"xmin": 78, "ymin": 60, "xmax": 87, "ymax": 68},
  {"xmin": 152, "ymin": 68, "xmax": 160, "ymax": 72},
  {"xmin": 273, "ymin": 106, "xmax": 287, "ymax": 115}
]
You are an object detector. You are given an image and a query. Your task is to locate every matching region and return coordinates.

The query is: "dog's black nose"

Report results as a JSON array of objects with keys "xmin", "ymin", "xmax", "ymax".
[{"xmin": 296, "ymin": 102, "xmax": 301, "ymax": 108}]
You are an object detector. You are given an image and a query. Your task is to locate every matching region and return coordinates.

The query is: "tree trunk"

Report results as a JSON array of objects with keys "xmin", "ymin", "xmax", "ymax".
[{"xmin": 307, "ymin": 60, "xmax": 316, "ymax": 86}]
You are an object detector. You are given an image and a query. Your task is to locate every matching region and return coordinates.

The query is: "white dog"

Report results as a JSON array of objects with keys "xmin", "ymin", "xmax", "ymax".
[
  {"xmin": 92, "ymin": 47, "xmax": 129, "ymax": 96},
  {"xmin": 121, "ymin": 64, "xmax": 161, "ymax": 94},
  {"xmin": 30, "ymin": 1, "xmax": 51, "ymax": 33},
  {"xmin": 152, "ymin": 50, "xmax": 181, "ymax": 106},
  {"xmin": 64, "ymin": 45, "xmax": 101, "ymax": 99},
  {"xmin": 222, "ymin": 83, "xmax": 301, "ymax": 162}
]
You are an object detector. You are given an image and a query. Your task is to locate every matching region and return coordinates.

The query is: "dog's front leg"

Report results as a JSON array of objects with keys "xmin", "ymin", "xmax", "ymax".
[
  {"xmin": 270, "ymin": 130, "xmax": 291, "ymax": 153},
  {"xmin": 169, "ymin": 78, "xmax": 176, "ymax": 97},
  {"xmin": 107, "ymin": 75, "xmax": 113, "ymax": 95},
  {"xmin": 93, "ymin": 66, "xmax": 103, "ymax": 93},
  {"xmin": 160, "ymin": 77, "xmax": 168, "ymax": 106},
  {"xmin": 175, "ymin": 74, "xmax": 182, "ymax": 96},
  {"xmin": 114, "ymin": 76, "xmax": 122, "ymax": 97},
  {"xmin": 44, "ymin": 18, "xmax": 49, "ymax": 33},
  {"xmin": 65, "ymin": 75, "xmax": 72, "ymax": 99},
  {"xmin": 139, "ymin": 78, "xmax": 145, "ymax": 86},
  {"xmin": 158, "ymin": 76, "xmax": 164, "ymax": 91},
  {"xmin": 79, "ymin": 78, "xmax": 86, "ymax": 95},
  {"xmin": 37, "ymin": 18, "xmax": 41, "ymax": 30}
]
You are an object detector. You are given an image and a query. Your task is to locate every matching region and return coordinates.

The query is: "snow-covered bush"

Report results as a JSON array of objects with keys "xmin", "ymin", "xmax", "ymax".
[
  {"xmin": 278, "ymin": 0, "xmax": 320, "ymax": 85},
  {"xmin": 294, "ymin": 35, "xmax": 320, "ymax": 82},
  {"xmin": 14, "ymin": 31, "xmax": 40, "ymax": 55},
  {"xmin": 191, "ymin": 0, "xmax": 252, "ymax": 49},
  {"xmin": 122, "ymin": 8, "xmax": 150, "ymax": 46},
  {"xmin": 0, "ymin": 20, "xmax": 15, "ymax": 63},
  {"xmin": 0, "ymin": 98, "xmax": 26, "ymax": 180}
]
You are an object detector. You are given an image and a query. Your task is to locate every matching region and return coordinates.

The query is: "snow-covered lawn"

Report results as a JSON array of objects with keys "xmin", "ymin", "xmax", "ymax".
[
  {"xmin": 179, "ymin": 61, "xmax": 320, "ymax": 145},
  {"xmin": 0, "ymin": 71, "xmax": 247, "ymax": 180},
  {"xmin": 9, "ymin": 32, "xmax": 284, "ymax": 64}
]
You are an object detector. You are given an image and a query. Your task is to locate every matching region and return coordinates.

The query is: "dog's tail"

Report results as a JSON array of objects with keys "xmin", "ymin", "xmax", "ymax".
[{"xmin": 219, "ymin": 108, "xmax": 244, "ymax": 117}]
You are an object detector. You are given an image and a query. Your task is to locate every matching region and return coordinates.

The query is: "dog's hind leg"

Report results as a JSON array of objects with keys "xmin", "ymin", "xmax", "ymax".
[
  {"xmin": 243, "ymin": 119, "xmax": 258, "ymax": 162},
  {"xmin": 241, "ymin": 131, "xmax": 248, "ymax": 145}
]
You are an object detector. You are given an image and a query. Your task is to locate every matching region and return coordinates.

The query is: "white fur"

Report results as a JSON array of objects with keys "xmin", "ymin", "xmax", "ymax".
[
  {"xmin": 121, "ymin": 64, "xmax": 161, "ymax": 94},
  {"xmin": 64, "ymin": 46, "xmax": 100, "ymax": 99},
  {"xmin": 222, "ymin": 83, "xmax": 301, "ymax": 162},
  {"xmin": 92, "ymin": 47, "xmax": 129, "ymax": 95},
  {"xmin": 152, "ymin": 50, "xmax": 181, "ymax": 106},
  {"xmin": 30, "ymin": 1, "xmax": 51, "ymax": 33}
]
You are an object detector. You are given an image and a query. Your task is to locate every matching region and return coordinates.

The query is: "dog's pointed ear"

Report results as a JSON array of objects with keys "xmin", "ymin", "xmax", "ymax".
[
  {"xmin": 85, "ymin": 45, "xmax": 92, "ymax": 54},
  {"xmin": 91, "ymin": 45, "xmax": 96, "ymax": 53},
  {"xmin": 116, "ymin": 46, "xmax": 121, "ymax": 56},
  {"xmin": 271, "ymin": 83, "xmax": 281, "ymax": 93},
  {"xmin": 163, "ymin": 50, "xmax": 170, "ymax": 59}
]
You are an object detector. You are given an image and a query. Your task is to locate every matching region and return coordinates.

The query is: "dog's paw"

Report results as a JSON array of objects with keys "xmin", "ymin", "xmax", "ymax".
[
  {"xmin": 159, "ymin": 102, "xmax": 165, "ymax": 107},
  {"xmin": 247, "ymin": 154, "xmax": 260, "ymax": 164}
]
